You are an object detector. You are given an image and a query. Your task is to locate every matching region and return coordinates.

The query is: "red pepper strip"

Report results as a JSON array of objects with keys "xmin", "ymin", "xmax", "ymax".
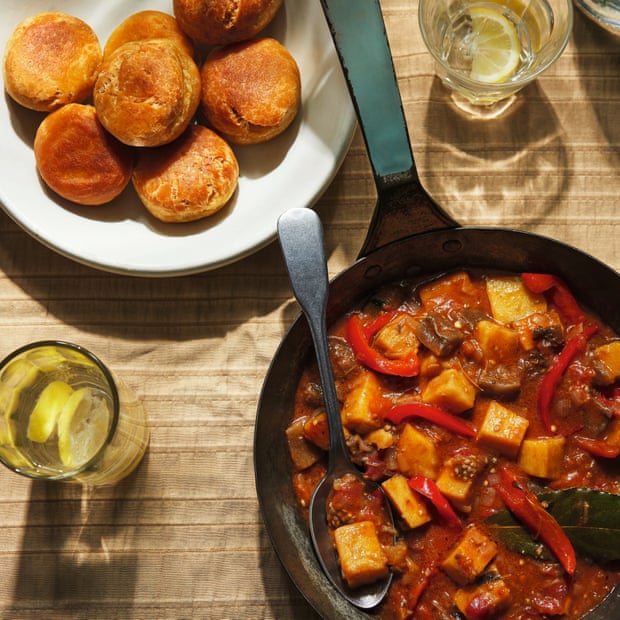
[
  {"xmin": 537, "ymin": 324, "xmax": 599, "ymax": 434},
  {"xmin": 346, "ymin": 312, "xmax": 420, "ymax": 377},
  {"xmin": 407, "ymin": 564, "xmax": 438, "ymax": 611},
  {"xmin": 407, "ymin": 475, "xmax": 462, "ymax": 530},
  {"xmin": 384, "ymin": 403, "xmax": 476, "ymax": 438},
  {"xmin": 521, "ymin": 272, "xmax": 586, "ymax": 327},
  {"xmin": 497, "ymin": 465, "xmax": 576, "ymax": 576},
  {"xmin": 521, "ymin": 272, "xmax": 556, "ymax": 293},
  {"xmin": 574, "ymin": 436, "xmax": 620, "ymax": 459},
  {"xmin": 362, "ymin": 310, "xmax": 401, "ymax": 340}
]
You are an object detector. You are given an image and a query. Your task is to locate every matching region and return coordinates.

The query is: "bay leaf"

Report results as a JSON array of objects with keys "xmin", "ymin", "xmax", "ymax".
[{"xmin": 486, "ymin": 487, "xmax": 620, "ymax": 563}]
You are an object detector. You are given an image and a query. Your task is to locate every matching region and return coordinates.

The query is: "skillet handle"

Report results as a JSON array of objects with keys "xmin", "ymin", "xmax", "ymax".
[
  {"xmin": 319, "ymin": 0, "xmax": 457, "ymax": 255},
  {"xmin": 319, "ymin": 0, "xmax": 413, "ymax": 179}
]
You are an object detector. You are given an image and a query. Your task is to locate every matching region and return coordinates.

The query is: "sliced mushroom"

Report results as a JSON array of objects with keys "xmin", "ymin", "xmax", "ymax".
[
  {"xmin": 477, "ymin": 363, "xmax": 523, "ymax": 397},
  {"xmin": 414, "ymin": 315, "xmax": 464, "ymax": 357},
  {"xmin": 286, "ymin": 416, "xmax": 323, "ymax": 471}
]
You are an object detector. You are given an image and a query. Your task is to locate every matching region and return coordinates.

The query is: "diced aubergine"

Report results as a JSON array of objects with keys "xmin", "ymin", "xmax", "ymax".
[{"xmin": 436, "ymin": 450, "xmax": 487, "ymax": 512}]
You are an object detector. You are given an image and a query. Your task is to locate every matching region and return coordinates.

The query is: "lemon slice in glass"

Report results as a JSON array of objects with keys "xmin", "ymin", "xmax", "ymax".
[
  {"xmin": 57, "ymin": 388, "xmax": 111, "ymax": 468},
  {"xmin": 0, "ymin": 359, "xmax": 42, "ymax": 418},
  {"xmin": 469, "ymin": 7, "xmax": 521, "ymax": 84},
  {"xmin": 1, "ymin": 358, "xmax": 40, "ymax": 386},
  {"xmin": 27, "ymin": 380, "xmax": 74, "ymax": 443}
]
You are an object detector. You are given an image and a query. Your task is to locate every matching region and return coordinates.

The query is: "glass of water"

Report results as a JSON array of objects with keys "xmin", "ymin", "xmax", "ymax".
[
  {"xmin": 419, "ymin": 0, "xmax": 574, "ymax": 117},
  {"xmin": 0, "ymin": 341, "xmax": 149, "ymax": 485}
]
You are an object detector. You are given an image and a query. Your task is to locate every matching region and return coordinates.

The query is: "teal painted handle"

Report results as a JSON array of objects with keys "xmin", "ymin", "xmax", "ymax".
[{"xmin": 320, "ymin": 0, "xmax": 414, "ymax": 182}]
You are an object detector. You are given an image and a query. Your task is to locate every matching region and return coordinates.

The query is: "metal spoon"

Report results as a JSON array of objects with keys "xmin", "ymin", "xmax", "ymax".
[{"xmin": 277, "ymin": 207, "xmax": 393, "ymax": 610}]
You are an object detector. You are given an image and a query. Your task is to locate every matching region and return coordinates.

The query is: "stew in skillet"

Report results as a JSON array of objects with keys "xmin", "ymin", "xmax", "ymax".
[{"xmin": 287, "ymin": 270, "xmax": 620, "ymax": 619}]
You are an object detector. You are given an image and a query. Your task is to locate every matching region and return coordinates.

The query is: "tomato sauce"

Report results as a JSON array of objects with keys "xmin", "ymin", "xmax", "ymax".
[{"xmin": 287, "ymin": 270, "xmax": 620, "ymax": 619}]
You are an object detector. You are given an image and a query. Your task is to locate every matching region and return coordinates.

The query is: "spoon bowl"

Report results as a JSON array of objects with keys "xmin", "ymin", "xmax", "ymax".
[
  {"xmin": 277, "ymin": 207, "xmax": 394, "ymax": 610},
  {"xmin": 308, "ymin": 468, "xmax": 394, "ymax": 609}
]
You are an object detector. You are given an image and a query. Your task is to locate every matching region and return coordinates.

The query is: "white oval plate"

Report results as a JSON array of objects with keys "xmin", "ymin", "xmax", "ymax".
[{"xmin": 0, "ymin": 0, "xmax": 355, "ymax": 276}]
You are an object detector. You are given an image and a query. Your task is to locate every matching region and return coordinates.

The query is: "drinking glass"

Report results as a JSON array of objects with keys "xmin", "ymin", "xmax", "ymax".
[
  {"xmin": 0, "ymin": 341, "xmax": 149, "ymax": 485},
  {"xmin": 419, "ymin": 0, "xmax": 574, "ymax": 117}
]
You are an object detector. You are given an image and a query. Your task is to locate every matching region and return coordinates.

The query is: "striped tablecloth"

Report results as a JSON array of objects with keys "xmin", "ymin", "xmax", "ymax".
[{"xmin": 0, "ymin": 2, "xmax": 618, "ymax": 618}]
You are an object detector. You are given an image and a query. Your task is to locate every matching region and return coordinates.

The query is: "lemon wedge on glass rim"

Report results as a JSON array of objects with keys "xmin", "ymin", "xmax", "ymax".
[
  {"xmin": 57, "ymin": 387, "xmax": 111, "ymax": 468},
  {"xmin": 469, "ymin": 7, "xmax": 522, "ymax": 84}
]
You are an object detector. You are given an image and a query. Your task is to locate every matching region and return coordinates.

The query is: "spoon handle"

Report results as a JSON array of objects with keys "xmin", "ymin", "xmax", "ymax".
[{"xmin": 277, "ymin": 208, "xmax": 349, "ymax": 463}]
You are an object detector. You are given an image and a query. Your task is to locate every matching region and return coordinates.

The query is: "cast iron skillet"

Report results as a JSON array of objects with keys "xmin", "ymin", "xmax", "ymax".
[{"xmin": 254, "ymin": 0, "xmax": 620, "ymax": 618}]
